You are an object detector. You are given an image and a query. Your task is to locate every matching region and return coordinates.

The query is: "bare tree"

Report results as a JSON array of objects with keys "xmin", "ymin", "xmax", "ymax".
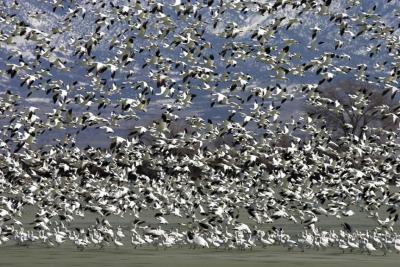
[{"xmin": 306, "ymin": 80, "xmax": 398, "ymax": 140}]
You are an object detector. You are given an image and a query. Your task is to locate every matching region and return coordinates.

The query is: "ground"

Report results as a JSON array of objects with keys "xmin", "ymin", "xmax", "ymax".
[
  {"xmin": 0, "ymin": 245, "xmax": 398, "ymax": 267},
  {"xmin": 1, "ymin": 205, "xmax": 399, "ymax": 266}
]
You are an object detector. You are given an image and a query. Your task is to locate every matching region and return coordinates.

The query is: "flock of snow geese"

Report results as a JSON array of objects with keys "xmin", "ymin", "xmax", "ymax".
[
  {"xmin": 2, "ymin": 137, "xmax": 400, "ymax": 256},
  {"xmin": 1, "ymin": 0, "xmax": 400, "ymax": 257}
]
